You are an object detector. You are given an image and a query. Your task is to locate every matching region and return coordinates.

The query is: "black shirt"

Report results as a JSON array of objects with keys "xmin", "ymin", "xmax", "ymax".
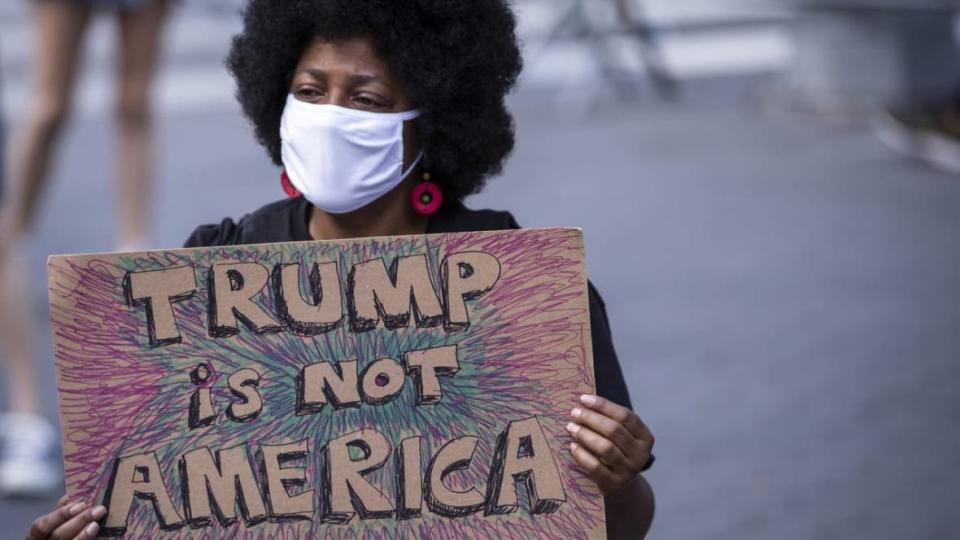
[{"xmin": 185, "ymin": 197, "xmax": 633, "ymax": 410}]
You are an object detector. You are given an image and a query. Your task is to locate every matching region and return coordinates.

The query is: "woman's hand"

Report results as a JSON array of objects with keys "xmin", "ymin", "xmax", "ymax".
[
  {"xmin": 567, "ymin": 394, "xmax": 655, "ymax": 496},
  {"xmin": 25, "ymin": 496, "xmax": 106, "ymax": 540}
]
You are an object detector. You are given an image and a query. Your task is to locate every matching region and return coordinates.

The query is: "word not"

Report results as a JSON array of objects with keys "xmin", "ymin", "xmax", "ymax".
[{"xmin": 187, "ymin": 346, "xmax": 461, "ymax": 429}]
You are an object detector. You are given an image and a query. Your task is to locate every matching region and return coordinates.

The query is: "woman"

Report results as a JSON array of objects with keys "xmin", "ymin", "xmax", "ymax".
[
  {"xmin": 0, "ymin": 0, "xmax": 169, "ymax": 498},
  {"xmin": 26, "ymin": 1, "xmax": 655, "ymax": 537}
]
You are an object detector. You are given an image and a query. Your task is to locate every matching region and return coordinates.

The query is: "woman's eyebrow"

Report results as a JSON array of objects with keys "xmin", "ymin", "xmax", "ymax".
[
  {"xmin": 348, "ymin": 73, "xmax": 391, "ymax": 89},
  {"xmin": 300, "ymin": 69, "xmax": 389, "ymax": 89},
  {"xmin": 302, "ymin": 68, "xmax": 328, "ymax": 82}
]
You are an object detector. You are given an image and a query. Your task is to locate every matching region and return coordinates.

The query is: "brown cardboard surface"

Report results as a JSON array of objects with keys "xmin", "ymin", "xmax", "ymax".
[{"xmin": 48, "ymin": 228, "xmax": 605, "ymax": 538}]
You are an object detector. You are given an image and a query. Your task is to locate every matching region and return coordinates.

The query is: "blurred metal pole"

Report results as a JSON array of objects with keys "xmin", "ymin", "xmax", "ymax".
[
  {"xmin": 529, "ymin": 0, "xmax": 679, "ymax": 102},
  {"xmin": 612, "ymin": 0, "xmax": 678, "ymax": 98}
]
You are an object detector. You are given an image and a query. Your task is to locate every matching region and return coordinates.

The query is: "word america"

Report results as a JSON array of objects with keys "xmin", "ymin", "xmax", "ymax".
[
  {"xmin": 122, "ymin": 251, "xmax": 501, "ymax": 347},
  {"xmin": 101, "ymin": 418, "xmax": 565, "ymax": 534}
]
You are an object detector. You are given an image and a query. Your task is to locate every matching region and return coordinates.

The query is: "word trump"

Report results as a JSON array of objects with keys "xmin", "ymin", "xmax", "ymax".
[
  {"xmin": 122, "ymin": 251, "xmax": 501, "ymax": 347},
  {"xmin": 101, "ymin": 418, "xmax": 566, "ymax": 534}
]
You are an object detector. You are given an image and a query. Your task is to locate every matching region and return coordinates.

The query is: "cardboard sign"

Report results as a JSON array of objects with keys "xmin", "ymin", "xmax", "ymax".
[{"xmin": 48, "ymin": 228, "xmax": 605, "ymax": 538}]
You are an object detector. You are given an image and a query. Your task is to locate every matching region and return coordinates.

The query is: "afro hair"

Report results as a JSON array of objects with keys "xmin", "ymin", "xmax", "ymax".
[{"xmin": 227, "ymin": 0, "xmax": 524, "ymax": 201}]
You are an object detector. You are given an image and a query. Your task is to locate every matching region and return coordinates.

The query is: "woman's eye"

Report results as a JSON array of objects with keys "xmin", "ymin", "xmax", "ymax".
[
  {"xmin": 354, "ymin": 96, "xmax": 384, "ymax": 109},
  {"xmin": 296, "ymin": 87, "xmax": 323, "ymax": 99}
]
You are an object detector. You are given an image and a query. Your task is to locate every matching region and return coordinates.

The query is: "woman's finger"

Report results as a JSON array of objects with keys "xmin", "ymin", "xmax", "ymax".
[
  {"xmin": 73, "ymin": 521, "xmax": 100, "ymax": 540},
  {"xmin": 566, "ymin": 422, "xmax": 630, "ymax": 471},
  {"xmin": 56, "ymin": 495, "xmax": 72, "ymax": 508},
  {"xmin": 26, "ymin": 503, "xmax": 88, "ymax": 540},
  {"xmin": 46, "ymin": 506, "xmax": 106, "ymax": 540},
  {"xmin": 570, "ymin": 406, "xmax": 637, "ymax": 459},
  {"xmin": 579, "ymin": 395, "xmax": 652, "ymax": 442},
  {"xmin": 570, "ymin": 442, "xmax": 628, "ymax": 494}
]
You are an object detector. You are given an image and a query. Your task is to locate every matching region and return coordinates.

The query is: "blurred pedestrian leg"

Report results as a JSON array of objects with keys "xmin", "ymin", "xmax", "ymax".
[
  {"xmin": 114, "ymin": 0, "xmax": 170, "ymax": 251},
  {"xmin": 2, "ymin": 1, "xmax": 92, "ymax": 244},
  {"xmin": 0, "ymin": 0, "xmax": 171, "ymax": 498},
  {"xmin": 1, "ymin": 39, "xmax": 4, "ymax": 209},
  {"xmin": 0, "ymin": 0, "xmax": 93, "ymax": 498}
]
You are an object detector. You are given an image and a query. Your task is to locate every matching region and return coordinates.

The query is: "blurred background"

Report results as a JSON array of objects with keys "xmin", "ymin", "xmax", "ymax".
[{"xmin": 1, "ymin": 0, "xmax": 959, "ymax": 538}]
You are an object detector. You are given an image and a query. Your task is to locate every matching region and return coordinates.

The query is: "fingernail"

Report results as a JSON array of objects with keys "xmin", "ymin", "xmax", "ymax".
[
  {"xmin": 580, "ymin": 394, "xmax": 597, "ymax": 406},
  {"xmin": 566, "ymin": 422, "xmax": 580, "ymax": 434},
  {"xmin": 571, "ymin": 407, "xmax": 582, "ymax": 419},
  {"xmin": 85, "ymin": 522, "xmax": 100, "ymax": 536},
  {"xmin": 68, "ymin": 502, "xmax": 86, "ymax": 516},
  {"xmin": 569, "ymin": 442, "xmax": 578, "ymax": 452},
  {"xmin": 91, "ymin": 505, "xmax": 107, "ymax": 519}
]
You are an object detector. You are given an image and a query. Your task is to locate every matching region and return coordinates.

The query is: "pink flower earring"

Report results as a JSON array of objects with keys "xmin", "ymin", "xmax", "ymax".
[
  {"xmin": 280, "ymin": 170, "xmax": 301, "ymax": 199},
  {"xmin": 412, "ymin": 171, "xmax": 443, "ymax": 215}
]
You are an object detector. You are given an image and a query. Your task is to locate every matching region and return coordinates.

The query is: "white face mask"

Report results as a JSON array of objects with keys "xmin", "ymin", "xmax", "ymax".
[{"xmin": 280, "ymin": 94, "xmax": 423, "ymax": 214}]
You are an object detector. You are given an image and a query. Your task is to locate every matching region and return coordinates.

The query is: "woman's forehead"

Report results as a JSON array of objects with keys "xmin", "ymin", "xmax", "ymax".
[{"xmin": 296, "ymin": 36, "xmax": 392, "ymax": 80}]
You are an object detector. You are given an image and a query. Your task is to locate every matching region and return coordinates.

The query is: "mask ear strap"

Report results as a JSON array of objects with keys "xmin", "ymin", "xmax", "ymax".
[{"xmin": 400, "ymin": 151, "xmax": 425, "ymax": 181}]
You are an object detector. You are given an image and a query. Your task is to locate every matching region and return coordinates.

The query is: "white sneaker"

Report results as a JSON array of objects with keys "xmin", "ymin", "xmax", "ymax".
[
  {"xmin": 0, "ymin": 413, "xmax": 61, "ymax": 498},
  {"xmin": 873, "ymin": 102, "xmax": 960, "ymax": 175}
]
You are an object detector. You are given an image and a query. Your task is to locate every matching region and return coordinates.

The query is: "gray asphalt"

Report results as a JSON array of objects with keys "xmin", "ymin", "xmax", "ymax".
[{"xmin": 1, "ymin": 18, "xmax": 960, "ymax": 540}]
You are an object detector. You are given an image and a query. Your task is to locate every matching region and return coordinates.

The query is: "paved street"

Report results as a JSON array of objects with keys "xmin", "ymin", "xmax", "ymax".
[{"xmin": 1, "ymin": 3, "xmax": 959, "ymax": 539}]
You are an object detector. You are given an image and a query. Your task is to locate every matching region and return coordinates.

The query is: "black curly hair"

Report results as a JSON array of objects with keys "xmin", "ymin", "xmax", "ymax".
[{"xmin": 227, "ymin": 0, "xmax": 523, "ymax": 201}]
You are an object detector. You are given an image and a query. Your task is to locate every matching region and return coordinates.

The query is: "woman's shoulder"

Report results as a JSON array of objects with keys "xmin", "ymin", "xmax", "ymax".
[
  {"xmin": 183, "ymin": 197, "xmax": 311, "ymax": 248},
  {"xmin": 428, "ymin": 201, "xmax": 521, "ymax": 234},
  {"xmin": 183, "ymin": 198, "xmax": 523, "ymax": 248}
]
